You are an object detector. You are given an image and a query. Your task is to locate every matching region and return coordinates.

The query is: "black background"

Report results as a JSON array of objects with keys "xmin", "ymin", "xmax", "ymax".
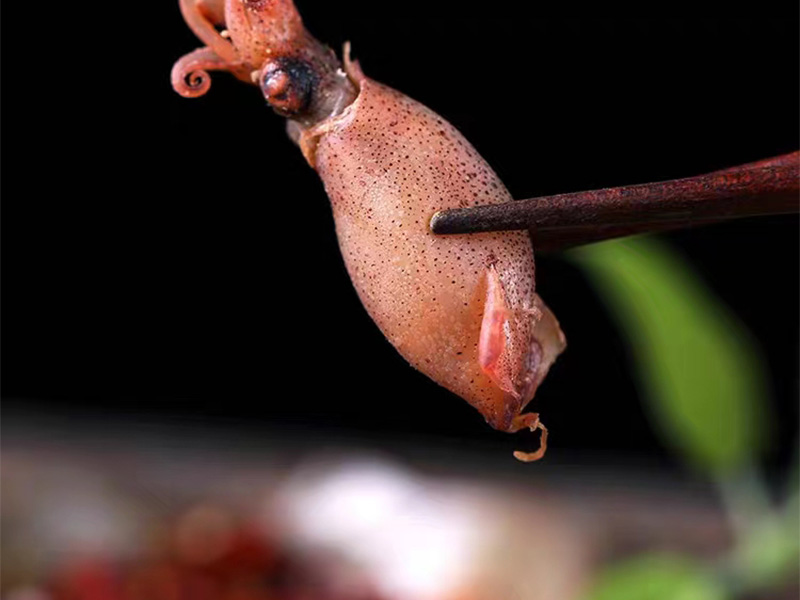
[{"xmin": 2, "ymin": 1, "xmax": 798, "ymax": 472}]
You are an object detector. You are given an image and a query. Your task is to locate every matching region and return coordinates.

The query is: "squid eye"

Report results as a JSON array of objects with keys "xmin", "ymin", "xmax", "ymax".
[{"xmin": 260, "ymin": 58, "xmax": 315, "ymax": 117}]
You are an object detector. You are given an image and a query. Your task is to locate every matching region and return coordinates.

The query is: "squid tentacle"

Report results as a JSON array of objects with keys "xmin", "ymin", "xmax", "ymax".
[
  {"xmin": 179, "ymin": 0, "xmax": 237, "ymax": 63},
  {"xmin": 171, "ymin": 47, "xmax": 241, "ymax": 98},
  {"xmin": 510, "ymin": 413, "xmax": 549, "ymax": 462},
  {"xmin": 197, "ymin": 0, "xmax": 226, "ymax": 27}
]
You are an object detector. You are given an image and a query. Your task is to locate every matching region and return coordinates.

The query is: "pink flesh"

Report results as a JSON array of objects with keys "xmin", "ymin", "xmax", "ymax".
[{"xmin": 478, "ymin": 264, "xmax": 518, "ymax": 399}]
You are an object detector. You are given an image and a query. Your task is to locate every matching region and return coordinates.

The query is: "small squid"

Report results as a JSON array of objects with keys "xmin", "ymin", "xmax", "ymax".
[{"xmin": 172, "ymin": 0, "xmax": 566, "ymax": 460}]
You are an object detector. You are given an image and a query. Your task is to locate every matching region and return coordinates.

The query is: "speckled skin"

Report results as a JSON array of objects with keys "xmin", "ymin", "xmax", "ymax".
[{"xmin": 306, "ymin": 74, "xmax": 566, "ymax": 432}]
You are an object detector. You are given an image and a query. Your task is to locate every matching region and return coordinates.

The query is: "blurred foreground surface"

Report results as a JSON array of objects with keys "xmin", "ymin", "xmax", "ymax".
[{"xmin": 7, "ymin": 412, "xmax": 793, "ymax": 600}]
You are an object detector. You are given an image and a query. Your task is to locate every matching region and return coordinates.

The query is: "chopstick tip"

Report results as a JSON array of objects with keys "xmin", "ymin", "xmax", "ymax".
[{"xmin": 429, "ymin": 210, "xmax": 446, "ymax": 234}]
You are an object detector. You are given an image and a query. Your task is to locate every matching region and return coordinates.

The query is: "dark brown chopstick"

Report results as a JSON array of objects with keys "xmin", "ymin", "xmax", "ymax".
[{"xmin": 429, "ymin": 151, "xmax": 799, "ymax": 251}]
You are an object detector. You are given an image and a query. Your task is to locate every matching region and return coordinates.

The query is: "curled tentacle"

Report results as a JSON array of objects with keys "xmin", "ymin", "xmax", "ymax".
[
  {"xmin": 179, "ymin": 0, "xmax": 237, "ymax": 63},
  {"xmin": 510, "ymin": 413, "xmax": 548, "ymax": 462},
  {"xmin": 171, "ymin": 47, "xmax": 234, "ymax": 98},
  {"xmin": 198, "ymin": 0, "xmax": 226, "ymax": 27}
]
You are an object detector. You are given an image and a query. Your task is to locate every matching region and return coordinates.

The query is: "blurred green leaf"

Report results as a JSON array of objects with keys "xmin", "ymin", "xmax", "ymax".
[
  {"xmin": 570, "ymin": 237, "xmax": 770, "ymax": 474},
  {"xmin": 585, "ymin": 554, "xmax": 727, "ymax": 600},
  {"xmin": 726, "ymin": 455, "xmax": 800, "ymax": 590},
  {"xmin": 732, "ymin": 513, "xmax": 800, "ymax": 589}
]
